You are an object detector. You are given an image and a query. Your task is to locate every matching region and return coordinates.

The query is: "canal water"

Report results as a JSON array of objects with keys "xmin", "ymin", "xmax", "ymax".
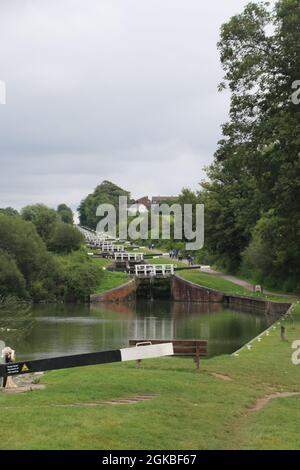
[{"xmin": 0, "ymin": 301, "xmax": 272, "ymax": 361}]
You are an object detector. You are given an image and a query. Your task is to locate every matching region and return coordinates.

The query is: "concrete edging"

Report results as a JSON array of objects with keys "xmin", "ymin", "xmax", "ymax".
[{"xmin": 232, "ymin": 302, "xmax": 295, "ymax": 356}]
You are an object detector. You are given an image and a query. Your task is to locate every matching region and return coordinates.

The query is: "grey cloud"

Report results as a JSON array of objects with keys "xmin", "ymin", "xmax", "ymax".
[{"xmin": 0, "ymin": 0, "xmax": 260, "ymax": 210}]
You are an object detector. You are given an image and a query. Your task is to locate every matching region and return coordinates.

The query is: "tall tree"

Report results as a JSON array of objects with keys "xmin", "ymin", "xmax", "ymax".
[
  {"xmin": 78, "ymin": 180, "xmax": 130, "ymax": 230},
  {"xmin": 57, "ymin": 204, "xmax": 74, "ymax": 224},
  {"xmin": 202, "ymin": 0, "xmax": 300, "ymax": 288},
  {"xmin": 0, "ymin": 213, "xmax": 61, "ymax": 300},
  {"xmin": 21, "ymin": 204, "xmax": 58, "ymax": 244}
]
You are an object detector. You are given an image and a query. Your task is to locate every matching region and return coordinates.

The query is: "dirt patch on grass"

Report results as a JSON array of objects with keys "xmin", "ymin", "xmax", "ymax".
[
  {"xmin": 1, "ymin": 384, "xmax": 45, "ymax": 394},
  {"xmin": 210, "ymin": 372, "xmax": 233, "ymax": 382},
  {"xmin": 1, "ymin": 373, "xmax": 45, "ymax": 394},
  {"xmin": 53, "ymin": 394, "xmax": 158, "ymax": 407},
  {"xmin": 250, "ymin": 392, "xmax": 300, "ymax": 412}
]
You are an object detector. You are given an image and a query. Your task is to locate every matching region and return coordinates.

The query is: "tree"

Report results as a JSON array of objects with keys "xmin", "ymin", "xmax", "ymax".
[
  {"xmin": 201, "ymin": 0, "xmax": 300, "ymax": 288},
  {"xmin": 0, "ymin": 296, "xmax": 33, "ymax": 345},
  {"xmin": 0, "ymin": 213, "xmax": 61, "ymax": 301},
  {"xmin": 48, "ymin": 223, "xmax": 83, "ymax": 254},
  {"xmin": 242, "ymin": 210, "xmax": 300, "ymax": 291},
  {"xmin": 57, "ymin": 204, "xmax": 74, "ymax": 224},
  {"xmin": 0, "ymin": 207, "xmax": 19, "ymax": 217},
  {"xmin": 56, "ymin": 251, "xmax": 103, "ymax": 302},
  {"xmin": 78, "ymin": 180, "xmax": 130, "ymax": 229},
  {"xmin": 0, "ymin": 251, "xmax": 26, "ymax": 297},
  {"xmin": 21, "ymin": 204, "xmax": 58, "ymax": 244}
]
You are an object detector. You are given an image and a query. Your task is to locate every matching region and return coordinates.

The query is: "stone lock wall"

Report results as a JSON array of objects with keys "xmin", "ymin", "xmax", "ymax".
[
  {"xmin": 171, "ymin": 275, "xmax": 224, "ymax": 303},
  {"xmin": 91, "ymin": 274, "xmax": 291, "ymax": 319},
  {"xmin": 90, "ymin": 278, "xmax": 136, "ymax": 302},
  {"xmin": 170, "ymin": 275, "xmax": 291, "ymax": 316}
]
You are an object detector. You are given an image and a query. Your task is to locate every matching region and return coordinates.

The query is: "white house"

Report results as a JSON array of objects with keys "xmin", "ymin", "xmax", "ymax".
[{"xmin": 127, "ymin": 203, "xmax": 149, "ymax": 215}]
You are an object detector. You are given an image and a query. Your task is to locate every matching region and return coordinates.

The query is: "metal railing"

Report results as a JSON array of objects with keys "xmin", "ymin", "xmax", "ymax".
[
  {"xmin": 114, "ymin": 252, "xmax": 144, "ymax": 261},
  {"xmin": 135, "ymin": 264, "xmax": 175, "ymax": 277}
]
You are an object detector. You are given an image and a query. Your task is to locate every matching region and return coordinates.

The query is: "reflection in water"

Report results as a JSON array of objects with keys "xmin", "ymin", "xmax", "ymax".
[
  {"xmin": 0, "ymin": 300, "xmax": 34, "ymax": 346},
  {"xmin": 0, "ymin": 301, "xmax": 273, "ymax": 360}
]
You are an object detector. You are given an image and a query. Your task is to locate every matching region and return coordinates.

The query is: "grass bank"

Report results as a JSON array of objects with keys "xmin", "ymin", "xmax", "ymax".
[
  {"xmin": 91, "ymin": 258, "xmax": 129, "ymax": 295},
  {"xmin": 146, "ymin": 256, "xmax": 187, "ymax": 268},
  {"xmin": 178, "ymin": 269, "xmax": 250, "ymax": 296},
  {"xmin": 177, "ymin": 269, "xmax": 295, "ymax": 303},
  {"xmin": 1, "ymin": 303, "xmax": 300, "ymax": 450},
  {"xmin": 95, "ymin": 271, "xmax": 129, "ymax": 295}
]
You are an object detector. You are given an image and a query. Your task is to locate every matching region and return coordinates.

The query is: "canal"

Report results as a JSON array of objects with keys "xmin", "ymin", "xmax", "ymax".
[{"xmin": 0, "ymin": 301, "xmax": 273, "ymax": 360}]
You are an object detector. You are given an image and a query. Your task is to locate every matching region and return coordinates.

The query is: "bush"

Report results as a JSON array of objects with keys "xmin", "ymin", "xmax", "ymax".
[
  {"xmin": 0, "ymin": 251, "xmax": 26, "ymax": 297},
  {"xmin": 48, "ymin": 223, "xmax": 83, "ymax": 254},
  {"xmin": 0, "ymin": 213, "xmax": 61, "ymax": 301},
  {"xmin": 57, "ymin": 204, "xmax": 73, "ymax": 224},
  {"xmin": 56, "ymin": 251, "xmax": 103, "ymax": 302},
  {"xmin": 241, "ymin": 211, "xmax": 300, "ymax": 292},
  {"xmin": 21, "ymin": 204, "xmax": 58, "ymax": 244}
]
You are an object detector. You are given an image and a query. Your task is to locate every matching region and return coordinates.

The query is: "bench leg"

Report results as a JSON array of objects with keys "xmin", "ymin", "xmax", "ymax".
[
  {"xmin": 194, "ymin": 351, "xmax": 200, "ymax": 370},
  {"xmin": 136, "ymin": 359, "xmax": 142, "ymax": 368}
]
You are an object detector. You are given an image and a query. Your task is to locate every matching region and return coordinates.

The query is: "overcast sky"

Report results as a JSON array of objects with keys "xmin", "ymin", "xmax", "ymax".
[{"xmin": 0, "ymin": 0, "xmax": 257, "ymax": 212}]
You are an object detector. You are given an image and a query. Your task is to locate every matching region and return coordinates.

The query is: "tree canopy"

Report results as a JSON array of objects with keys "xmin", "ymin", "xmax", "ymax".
[
  {"xmin": 78, "ymin": 180, "xmax": 130, "ymax": 229},
  {"xmin": 188, "ymin": 0, "xmax": 300, "ymax": 291},
  {"xmin": 57, "ymin": 203, "xmax": 74, "ymax": 224},
  {"xmin": 0, "ymin": 212, "xmax": 97, "ymax": 302}
]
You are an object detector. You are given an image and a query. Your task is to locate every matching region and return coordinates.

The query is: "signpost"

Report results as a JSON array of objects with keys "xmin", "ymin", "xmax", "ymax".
[{"xmin": 0, "ymin": 343, "xmax": 173, "ymax": 380}]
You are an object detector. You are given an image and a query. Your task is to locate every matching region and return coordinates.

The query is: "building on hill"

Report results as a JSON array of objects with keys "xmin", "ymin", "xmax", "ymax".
[
  {"xmin": 127, "ymin": 196, "xmax": 151, "ymax": 215},
  {"xmin": 152, "ymin": 196, "xmax": 178, "ymax": 205},
  {"xmin": 127, "ymin": 195, "xmax": 178, "ymax": 215},
  {"xmin": 135, "ymin": 196, "xmax": 151, "ymax": 208}
]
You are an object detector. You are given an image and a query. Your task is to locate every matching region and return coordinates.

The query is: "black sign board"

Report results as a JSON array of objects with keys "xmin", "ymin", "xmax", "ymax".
[{"xmin": 0, "ymin": 349, "xmax": 121, "ymax": 378}]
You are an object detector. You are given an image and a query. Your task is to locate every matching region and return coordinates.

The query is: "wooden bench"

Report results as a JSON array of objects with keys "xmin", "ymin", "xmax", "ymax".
[{"xmin": 129, "ymin": 339, "xmax": 208, "ymax": 369}]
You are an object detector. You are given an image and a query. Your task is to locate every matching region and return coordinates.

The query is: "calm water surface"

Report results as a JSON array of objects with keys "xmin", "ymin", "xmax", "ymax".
[{"xmin": 0, "ymin": 301, "xmax": 273, "ymax": 360}]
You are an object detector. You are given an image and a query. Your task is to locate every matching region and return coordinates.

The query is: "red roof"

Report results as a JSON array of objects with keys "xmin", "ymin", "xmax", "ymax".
[{"xmin": 134, "ymin": 196, "xmax": 151, "ymax": 208}]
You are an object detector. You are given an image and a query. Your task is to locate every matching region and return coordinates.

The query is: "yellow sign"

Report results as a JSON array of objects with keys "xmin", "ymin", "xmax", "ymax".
[{"xmin": 21, "ymin": 363, "xmax": 29, "ymax": 372}]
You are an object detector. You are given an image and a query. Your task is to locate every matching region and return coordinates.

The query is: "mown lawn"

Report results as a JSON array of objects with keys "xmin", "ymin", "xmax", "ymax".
[
  {"xmin": 146, "ymin": 256, "xmax": 187, "ymax": 268},
  {"xmin": 95, "ymin": 270, "xmax": 129, "ymax": 295},
  {"xmin": 90, "ymin": 257, "xmax": 112, "ymax": 268},
  {"xmin": 177, "ymin": 269, "xmax": 295, "ymax": 303},
  {"xmin": 89, "ymin": 257, "xmax": 129, "ymax": 294},
  {"xmin": 1, "ymin": 303, "xmax": 300, "ymax": 450},
  {"xmin": 177, "ymin": 269, "xmax": 251, "ymax": 296}
]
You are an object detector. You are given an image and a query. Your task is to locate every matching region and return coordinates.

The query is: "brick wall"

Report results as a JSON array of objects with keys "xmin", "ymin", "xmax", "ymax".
[
  {"xmin": 171, "ymin": 275, "xmax": 291, "ymax": 316},
  {"xmin": 171, "ymin": 275, "xmax": 224, "ymax": 302},
  {"xmin": 90, "ymin": 278, "xmax": 136, "ymax": 302},
  {"xmin": 224, "ymin": 294, "xmax": 291, "ymax": 316}
]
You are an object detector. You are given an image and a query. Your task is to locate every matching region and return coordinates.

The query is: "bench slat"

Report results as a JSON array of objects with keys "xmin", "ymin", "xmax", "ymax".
[
  {"xmin": 129, "ymin": 339, "xmax": 207, "ymax": 347},
  {"xmin": 173, "ymin": 347, "xmax": 207, "ymax": 355},
  {"xmin": 129, "ymin": 339, "xmax": 208, "ymax": 369},
  {"xmin": 129, "ymin": 340, "xmax": 207, "ymax": 355}
]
